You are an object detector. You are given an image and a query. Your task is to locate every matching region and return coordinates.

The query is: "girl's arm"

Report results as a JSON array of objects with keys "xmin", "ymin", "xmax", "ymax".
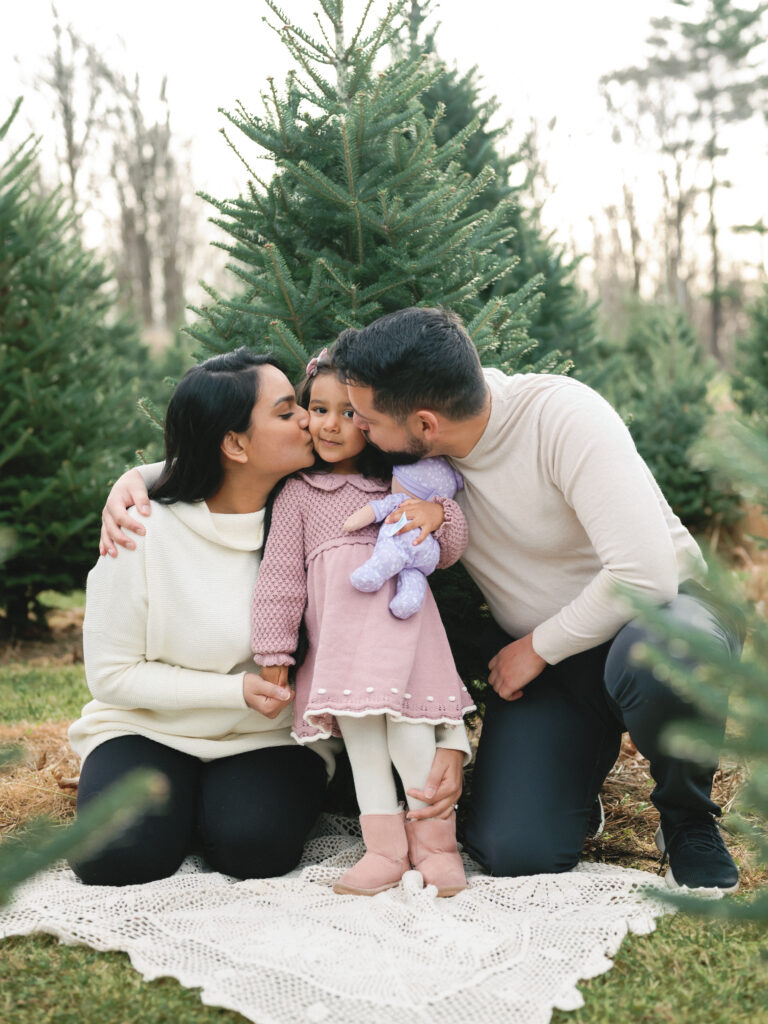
[
  {"xmin": 433, "ymin": 497, "xmax": 469, "ymax": 568},
  {"xmin": 251, "ymin": 481, "xmax": 308, "ymax": 666}
]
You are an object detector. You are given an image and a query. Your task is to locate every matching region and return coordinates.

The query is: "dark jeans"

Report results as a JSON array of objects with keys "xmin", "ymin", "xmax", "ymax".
[
  {"xmin": 70, "ymin": 735, "xmax": 327, "ymax": 886},
  {"xmin": 462, "ymin": 593, "xmax": 743, "ymax": 877}
]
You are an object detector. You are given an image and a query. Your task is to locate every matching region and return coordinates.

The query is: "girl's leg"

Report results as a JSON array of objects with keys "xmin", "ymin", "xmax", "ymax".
[
  {"xmin": 385, "ymin": 718, "xmax": 436, "ymax": 810},
  {"xmin": 337, "ymin": 715, "xmax": 400, "ymax": 814},
  {"xmin": 70, "ymin": 734, "xmax": 200, "ymax": 886},
  {"xmin": 387, "ymin": 718, "xmax": 466, "ymax": 896},
  {"xmin": 334, "ymin": 715, "xmax": 409, "ymax": 895},
  {"xmin": 198, "ymin": 744, "xmax": 327, "ymax": 879}
]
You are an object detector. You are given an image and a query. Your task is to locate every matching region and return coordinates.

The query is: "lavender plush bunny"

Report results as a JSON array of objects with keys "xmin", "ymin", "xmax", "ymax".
[{"xmin": 343, "ymin": 457, "xmax": 464, "ymax": 619}]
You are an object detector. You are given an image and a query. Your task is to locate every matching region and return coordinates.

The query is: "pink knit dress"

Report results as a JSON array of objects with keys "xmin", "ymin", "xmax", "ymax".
[{"xmin": 251, "ymin": 472, "xmax": 475, "ymax": 743}]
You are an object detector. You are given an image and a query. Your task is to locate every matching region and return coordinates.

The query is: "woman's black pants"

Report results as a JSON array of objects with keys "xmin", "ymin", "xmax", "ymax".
[
  {"xmin": 462, "ymin": 592, "xmax": 743, "ymax": 877},
  {"xmin": 70, "ymin": 736, "xmax": 327, "ymax": 886}
]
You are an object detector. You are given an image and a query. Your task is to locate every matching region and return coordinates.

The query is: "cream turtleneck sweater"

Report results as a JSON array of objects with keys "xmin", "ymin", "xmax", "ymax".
[{"xmin": 452, "ymin": 370, "xmax": 706, "ymax": 664}]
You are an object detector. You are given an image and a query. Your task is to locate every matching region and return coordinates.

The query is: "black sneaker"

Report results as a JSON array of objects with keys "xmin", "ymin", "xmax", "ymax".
[
  {"xmin": 586, "ymin": 794, "xmax": 605, "ymax": 840},
  {"xmin": 655, "ymin": 816, "xmax": 739, "ymax": 892}
]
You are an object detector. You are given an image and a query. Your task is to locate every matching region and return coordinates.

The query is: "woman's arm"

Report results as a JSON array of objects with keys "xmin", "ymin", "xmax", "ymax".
[{"xmin": 85, "ymin": 515, "xmax": 252, "ymax": 711}]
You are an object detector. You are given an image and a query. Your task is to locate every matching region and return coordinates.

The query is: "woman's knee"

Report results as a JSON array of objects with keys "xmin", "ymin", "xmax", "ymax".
[
  {"xmin": 201, "ymin": 820, "xmax": 307, "ymax": 879},
  {"xmin": 69, "ymin": 828, "xmax": 187, "ymax": 886}
]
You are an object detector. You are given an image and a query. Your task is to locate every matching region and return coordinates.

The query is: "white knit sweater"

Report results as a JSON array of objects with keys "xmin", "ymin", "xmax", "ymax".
[
  {"xmin": 452, "ymin": 370, "xmax": 706, "ymax": 664},
  {"xmin": 70, "ymin": 495, "xmax": 470, "ymax": 768}
]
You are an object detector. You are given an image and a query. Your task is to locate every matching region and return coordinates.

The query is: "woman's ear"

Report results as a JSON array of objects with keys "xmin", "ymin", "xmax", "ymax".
[{"xmin": 220, "ymin": 430, "xmax": 248, "ymax": 465}]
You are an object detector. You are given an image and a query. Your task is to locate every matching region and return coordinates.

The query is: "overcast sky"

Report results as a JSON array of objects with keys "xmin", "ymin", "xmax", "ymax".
[{"xmin": 3, "ymin": 0, "xmax": 766, "ymax": 267}]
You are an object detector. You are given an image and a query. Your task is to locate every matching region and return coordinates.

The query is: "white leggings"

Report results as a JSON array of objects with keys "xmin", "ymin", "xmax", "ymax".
[{"xmin": 337, "ymin": 715, "xmax": 437, "ymax": 814}]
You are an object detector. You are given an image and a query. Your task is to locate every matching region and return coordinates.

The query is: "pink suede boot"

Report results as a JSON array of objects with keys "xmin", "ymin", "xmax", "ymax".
[
  {"xmin": 405, "ymin": 812, "xmax": 467, "ymax": 897},
  {"xmin": 333, "ymin": 811, "xmax": 410, "ymax": 896}
]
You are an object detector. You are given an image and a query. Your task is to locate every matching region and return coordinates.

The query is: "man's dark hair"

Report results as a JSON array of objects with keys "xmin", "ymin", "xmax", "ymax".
[
  {"xmin": 150, "ymin": 348, "xmax": 282, "ymax": 504},
  {"xmin": 332, "ymin": 307, "xmax": 487, "ymax": 421}
]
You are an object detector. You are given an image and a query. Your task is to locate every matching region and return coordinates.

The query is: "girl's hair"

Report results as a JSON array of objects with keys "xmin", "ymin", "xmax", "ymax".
[
  {"xmin": 298, "ymin": 352, "xmax": 393, "ymax": 481},
  {"xmin": 149, "ymin": 348, "xmax": 284, "ymax": 504}
]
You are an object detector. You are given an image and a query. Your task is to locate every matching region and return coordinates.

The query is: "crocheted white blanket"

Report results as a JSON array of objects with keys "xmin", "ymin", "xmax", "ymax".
[{"xmin": 0, "ymin": 815, "xmax": 672, "ymax": 1024}]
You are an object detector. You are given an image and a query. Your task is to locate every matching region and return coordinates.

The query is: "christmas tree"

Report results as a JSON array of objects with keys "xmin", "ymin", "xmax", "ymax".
[
  {"xmin": 732, "ymin": 284, "xmax": 768, "ymax": 429},
  {"xmin": 403, "ymin": 0, "xmax": 598, "ymax": 367},
  {"xmin": 0, "ymin": 99, "xmax": 152, "ymax": 634},
  {"xmin": 186, "ymin": 0, "xmax": 563, "ymax": 383},
  {"xmin": 590, "ymin": 304, "xmax": 740, "ymax": 531}
]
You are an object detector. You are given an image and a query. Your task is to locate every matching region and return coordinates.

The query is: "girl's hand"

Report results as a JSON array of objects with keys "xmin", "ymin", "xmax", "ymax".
[
  {"xmin": 100, "ymin": 468, "xmax": 151, "ymax": 558},
  {"xmin": 385, "ymin": 498, "xmax": 444, "ymax": 545},
  {"xmin": 406, "ymin": 748, "xmax": 463, "ymax": 820},
  {"xmin": 243, "ymin": 670, "xmax": 294, "ymax": 718}
]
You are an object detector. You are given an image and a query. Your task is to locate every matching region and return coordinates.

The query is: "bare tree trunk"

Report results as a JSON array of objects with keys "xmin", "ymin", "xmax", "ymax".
[{"xmin": 622, "ymin": 184, "xmax": 642, "ymax": 295}]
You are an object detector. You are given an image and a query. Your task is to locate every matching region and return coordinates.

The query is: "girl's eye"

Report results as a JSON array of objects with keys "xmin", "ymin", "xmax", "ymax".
[
  {"xmin": 343, "ymin": 409, "xmax": 355, "ymax": 419},
  {"xmin": 312, "ymin": 406, "xmax": 326, "ymax": 415}
]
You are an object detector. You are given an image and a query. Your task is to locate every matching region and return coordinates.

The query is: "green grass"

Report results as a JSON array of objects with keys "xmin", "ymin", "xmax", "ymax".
[
  {"xmin": 0, "ymin": 914, "xmax": 764, "ymax": 1024},
  {"xmin": 551, "ymin": 910, "xmax": 767, "ymax": 1024},
  {"xmin": 0, "ymin": 935, "xmax": 247, "ymax": 1023},
  {"xmin": 36, "ymin": 591, "xmax": 86, "ymax": 612},
  {"xmin": 0, "ymin": 665, "xmax": 89, "ymax": 725}
]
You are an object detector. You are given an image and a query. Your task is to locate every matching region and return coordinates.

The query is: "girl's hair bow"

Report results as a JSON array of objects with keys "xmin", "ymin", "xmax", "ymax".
[{"xmin": 306, "ymin": 347, "xmax": 329, "ymax": 378}]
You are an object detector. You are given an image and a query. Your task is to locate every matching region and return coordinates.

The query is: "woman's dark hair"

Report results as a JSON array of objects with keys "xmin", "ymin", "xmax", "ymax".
[
  {"xmin": 332, "ymin": 306, "xmax": 487, "ymax": 421},
  {"xmin": 149, "ymin": 348, "xmax": 283, "ymax": 504},
  {"xmin": 298, "ymin": 354, "xmax": 394, "ymax": 481}
]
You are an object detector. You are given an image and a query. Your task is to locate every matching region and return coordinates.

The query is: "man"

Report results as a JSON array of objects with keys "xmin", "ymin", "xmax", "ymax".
[{"xmin": 330, "ymin": 306, "xmax": 741, "ymax": 891}]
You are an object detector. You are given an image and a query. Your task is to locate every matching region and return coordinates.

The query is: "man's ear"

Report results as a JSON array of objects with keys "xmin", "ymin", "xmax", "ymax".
[
  {"xmin": 412, "ymin": 409, "xmax": 440, "ymax": 440},
  {"xmin": 220, "ymin": 430, "xmax": 248, "ymax": 464}
]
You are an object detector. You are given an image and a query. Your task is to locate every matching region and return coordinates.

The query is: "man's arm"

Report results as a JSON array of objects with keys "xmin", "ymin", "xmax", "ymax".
[{"xmin": 100, "ymin": 462, "xmax": 163, "ymax": 558}]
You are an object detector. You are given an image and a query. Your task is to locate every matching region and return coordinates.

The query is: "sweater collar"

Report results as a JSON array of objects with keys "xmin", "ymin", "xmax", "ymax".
[
  {"xmin": 298, "ymin": 471, "xmax": 388, "ymax": 493},
  {"xmin": 166, "ymin": 500, "xmax": 265, "ymax": 551}
]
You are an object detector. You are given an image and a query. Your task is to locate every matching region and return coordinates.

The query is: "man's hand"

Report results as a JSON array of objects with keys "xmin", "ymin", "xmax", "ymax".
[
  {"xmin": 385, "ymin": 498, "xmax": 445, "ymax": 545},
  {"xmin": 243, "ymin": 669, "xmax": 293, "ymax": 718},
  {"xmin": 100, "ymin": 468, "xmax": 151, "ymax": 558},
  {"xmin": 488, "ymin": 632, "xmax": 547, "ymax": 702},
  {"xmin": 406, "ymin": 747, "xmax": 463, "ymax": 820}
]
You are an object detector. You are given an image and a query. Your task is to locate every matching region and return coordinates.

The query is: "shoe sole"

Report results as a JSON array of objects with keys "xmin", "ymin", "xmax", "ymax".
[
  {"xmin": 333, "ymin": 880, "xmax": 400, "ymax": 896},
  {"xmin": 654, "ymin": 826, "xmax": 740, "ymax": 894}
]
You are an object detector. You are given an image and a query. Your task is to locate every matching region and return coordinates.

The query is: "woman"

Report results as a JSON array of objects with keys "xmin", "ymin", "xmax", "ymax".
[{"xmin": 75, "ymin": 348, "xmax": 467, "ymax": 886}]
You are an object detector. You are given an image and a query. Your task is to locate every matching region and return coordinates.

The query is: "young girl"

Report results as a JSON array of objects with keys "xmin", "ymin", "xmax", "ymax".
[{"xmin": 251, "ymin": 349, "xmax": 475, "ymax": 897}]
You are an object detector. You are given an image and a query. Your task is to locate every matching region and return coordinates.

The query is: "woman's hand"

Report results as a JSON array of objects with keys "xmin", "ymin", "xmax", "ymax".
[
  {"xmin": 243, "ymin": 669, "xmax": 294, "ymax": 718},
  {"xmin": 100, "ymin": 468, "xmax": 151, "ymax": 558},
  {"xmin": 405, "ymin": 748, "xmax": 463, "ymax": 820},
  {"xmin": 385, "ymin": 498, "xmax": 445, "ymax": 545}
]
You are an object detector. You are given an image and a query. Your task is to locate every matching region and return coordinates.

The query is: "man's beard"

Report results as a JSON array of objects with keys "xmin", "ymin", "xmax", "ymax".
[{"xmin": 364, "ymin": 435, "xmax": 428, "ymax": 466}]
